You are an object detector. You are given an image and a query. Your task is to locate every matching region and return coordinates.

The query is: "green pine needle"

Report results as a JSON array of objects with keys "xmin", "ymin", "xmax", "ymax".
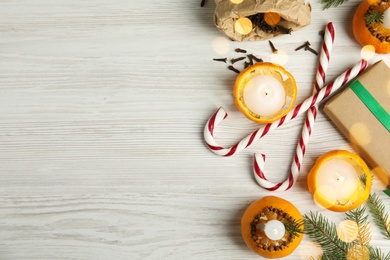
[
  {"xmin": 304, "ymin": 211, "xmax": 350, "ymax": 260},
  {"xmin": 320, "ymin": 0, "xmax": 349, "ymax": 9},
  {"xmin": 365, "ymin": 10, "xmax": 384, "ymax": 25},
  {"xmin": 368, "ymin": 246, "xmax": 390, "ymax": 260},
  {"xmin": 367, "ymin": 193, "xmax": 390, "ymax": 240},
  {"xmin": 345, "ymin": 206, "xmax": 371, "ymax": 246},
  {"xmin": 283, "ymin": 219, "xmax": 304, "ymax": 237}
]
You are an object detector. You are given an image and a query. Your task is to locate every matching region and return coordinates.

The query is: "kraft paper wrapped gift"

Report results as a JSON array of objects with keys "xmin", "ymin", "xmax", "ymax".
[{"xmin": 323, "ymin": 60, "xmax": 390, "ymax": 183}]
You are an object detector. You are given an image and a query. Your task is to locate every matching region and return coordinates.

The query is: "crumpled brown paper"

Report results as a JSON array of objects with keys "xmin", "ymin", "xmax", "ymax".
[{"xmin": 214, "ymin": 0, "xmax": 311, "ymax": 41}]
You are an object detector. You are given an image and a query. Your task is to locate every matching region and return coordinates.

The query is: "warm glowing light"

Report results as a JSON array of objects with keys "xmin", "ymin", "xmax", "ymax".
[
  {"xmin": 212, "ymin": 37, "xmax": 230, "ymax": 55},
  {"xmin": 230, "ymin": 0, "xmax": 244, "ymax": 3},
  {"xmin": 350, "ymin": 122, "xmax": 371, "ymax": 146},
  {"xmin": 316, "ymin": 158, "xmax": 359, "ymax": 204},
  {"xmin": 298, "ymin": 241, "xmax": 323, "ymax": 260},
  {"xmin": 347, "ymin": 245, "xmax": 370, "ymax": 260},
  {"xmin": 243, "ymin": 75, "xmax": 286, "ymax": 117},
  {"xmin": 263, "ymin": 220, "xmax": 286, "ymax": 240},
  {"xmin": 372, "ymin": 167, "xmax": 390, "ymax": 189},
  {"xmin": 234, "ymin": 18, "xmax": 252, "ymax": 35},
  {"xmin": 314, "ymin": 185, "xmax": 337, "ymax": 209},
  {"xmin": 360, "ymin": 45, "xmax": 375, "ymax": 61},
  {"xmin": 271, "ymin": 50, "xmax": 288, "ymax": 66},
  {"xmin": 337, "ymin": 220, "xmax": 359, "ymax": 242}
]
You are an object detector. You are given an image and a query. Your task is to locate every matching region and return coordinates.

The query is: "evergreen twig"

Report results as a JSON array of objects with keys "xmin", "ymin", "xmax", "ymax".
[
  {"xmin": 365, "ymin": 10, "xmax": 384, "ymax": 25},
  {"xmin": 283, "ymin": 219, "xmax": 304, "ymax": 237},
  {"xmin": 304, "ymin": 211, "xmax": 350, "ymax": 259},
  {"xmin": 345, "ymin": 206, "xmax": 371, "ymax": 246},
  {"xmin": 320, "ymin": 0, "xmax": 349, "ymax": 9},
  {"xmin": 367, "ymin": 193, "xmax": 390, "ymax": 240},
  {"xmin": 368, "ymin": 246, "xmax": 390, "ymax": 260}
]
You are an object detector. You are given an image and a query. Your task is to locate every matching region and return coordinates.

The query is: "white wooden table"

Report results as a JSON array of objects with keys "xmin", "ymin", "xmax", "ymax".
[{"xmin": 1, "ymin": 0, "xmax": 389, "ymax": 259}]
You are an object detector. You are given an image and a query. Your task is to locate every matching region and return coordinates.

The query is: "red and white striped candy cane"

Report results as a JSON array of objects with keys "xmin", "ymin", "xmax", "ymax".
[
  {"xmin": 204, "ymin": 59, "xmax": 368, "ymax": 158},
  {"xmin": 254, "ymin": 22, "xmax": 335, "ymax": 191}
]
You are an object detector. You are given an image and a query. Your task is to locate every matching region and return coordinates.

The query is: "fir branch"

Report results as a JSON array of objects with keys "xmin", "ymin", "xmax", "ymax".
[
  {"xmin": 360, "ymin": 174, "xmax": 367, "ymax": 188},
  {"xmin": 345, "ymin": 206, "xmax": 371, "ymax": 246},
  {"xmin": 283, "ymin": 219, "xmax": 304, "ymax": 237},
  {"xmin": 368, "ymin": 246, "xmax": 390, "ymax": 260},
  {"xmin": 367, "ymin": 193, "xmax": 390, "ymax": 240},
  {"xmin": 304, "ymin": 211, "xmax": 349, "ymax": 260},
  {"xmin": 365, "ymin": 10, "xmax": 384, "ymax": 25},
  {"xmin": 320, "ymin": 0, "xmax": 349, "ymax": 9}
]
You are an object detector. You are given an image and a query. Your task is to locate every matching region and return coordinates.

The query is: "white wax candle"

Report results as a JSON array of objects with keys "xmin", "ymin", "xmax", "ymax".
[
  {"xmin": 316, "ymin": 158, "xmax": 359, "ymax": 202},
  {"xmin": 263, "ymin": 220, "xmax": 286, "ymax": 240},
  {"xmin": 383, "ymin": 9, "xmax": 390, "ymax": 28},
  {"xmin": 243, "ymin": 75, "xmax": 286, "ymax": 117}
]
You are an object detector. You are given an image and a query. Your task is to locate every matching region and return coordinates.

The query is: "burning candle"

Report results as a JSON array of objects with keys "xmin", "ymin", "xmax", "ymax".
[
  {"xmin": 263, "ymin": 220, "xmax": 286, "ymax": 240},
  {"xmin": 316, "ymin": 158, "xmax": 359, "ymax": 203},
  {"xmin": 383, "ymin": 9, "xmax": 390, "ymax": 28},
  {"xmin": 307, "ymin": 150, "xmax": 372, "ymax": 212},
  {"xmin": 243, "ymin": 75, "xmax": 286, "ymax": 117}
]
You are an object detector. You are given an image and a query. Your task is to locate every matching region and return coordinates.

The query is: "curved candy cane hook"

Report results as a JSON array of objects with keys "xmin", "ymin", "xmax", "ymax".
[
  {"xmin": 204, "ymin": 59, "xmax": 368, "ymax": 158},
  {"xmin": 253, "ymin": 22, "xmax": 336, "ymax": 191}
]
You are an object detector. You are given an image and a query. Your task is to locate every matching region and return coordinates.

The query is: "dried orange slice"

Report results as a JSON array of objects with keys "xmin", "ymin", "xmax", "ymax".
[
  {"xmin": 234, "ymin": 62, "xmax": 297, "ymax": 124},
  {"xmin": 352, "ymin": 0, "xmax": 390, "ymax": 53},
  {"xmin": 307, "ymin": 150, "xmax": 372, "ymax": 212},
  {"xmin": 241, "ymin": 196, "xmax": 304, "ymax": 258}
]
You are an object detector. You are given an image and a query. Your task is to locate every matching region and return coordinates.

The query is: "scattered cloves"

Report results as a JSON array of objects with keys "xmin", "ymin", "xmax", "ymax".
[
  {"xmin": 235, "ymin": 48, "xmax": 247, "ymax": 53},
  {"xmin": 200, "ymin": 0, "xmax": 206, "ymax": 7},
  {"xmin": 213, "ymin": 58, "xmax": 227, "ymax": 63},
  {"xmin": 295, "ymin": 41, "xmax": 310, "ymax": 51},
  {"xmin": 269, "ymin": 40, "xmax": 278, "ymax": 53},
  {"xmin": 247, "ymin": 54, "xmax": 263, "ymax": 63},
  {"xmin": 305, "ymin": 45, "xmax": 318, "ymax": 55},
  {"xmin": 275, "ymin": 25, "xmax": 292, "ymax": 35},
  {"xmin": 231, "ymin": 56, "xmax": 246, "ymax": 64},
  {"xmin": 228, "ymin": 65, "xmax": 240, "ymax": 73}
]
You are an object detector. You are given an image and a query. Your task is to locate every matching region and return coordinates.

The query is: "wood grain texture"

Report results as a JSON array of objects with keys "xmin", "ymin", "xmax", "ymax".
[{"xmin": 0, "ymin": 0, "xmax": 389, "ymax": 259}]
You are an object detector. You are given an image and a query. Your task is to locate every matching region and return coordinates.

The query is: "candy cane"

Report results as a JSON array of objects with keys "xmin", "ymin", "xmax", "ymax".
[
  {"xmin": 254, "ymin": 22, "xmax": 335, "ymax": 191},
  {"xmin": 204, "ymin": 59, "xmax": 368, "ymax": 157}
]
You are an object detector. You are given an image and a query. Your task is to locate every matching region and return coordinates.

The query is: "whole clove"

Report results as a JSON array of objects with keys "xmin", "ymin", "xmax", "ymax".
[
  {"xmin": 213, "ymin": 58, "xmax": 227, "ymax": 63},
  {"xmin": 200, "ymin": 0, "xmax": 206, "ymax": 7},
  {"xmin": 231, "ymin": 56, "xmax": 246, "ymax": 64},
  {"xmin": 235, "ymin": 48, "xmax": 247, "ymax": 53},
  {"xmin": 305, "ymin": 45, "xmax": 318, "ymax": 55},
  {"xmin": 228, "ymin": 65, "xmax": 240, "ymax": 73},
  {"xmin": 295, "ymin": 41, "xmax": 310, "ymax": 51},
  {"xmin": 247, "ymin": 54, "xmax": 263, "ymax": 63},
  {"xmin": 268, "ymin": 40, "xmax": 278, "ymax": 53}
]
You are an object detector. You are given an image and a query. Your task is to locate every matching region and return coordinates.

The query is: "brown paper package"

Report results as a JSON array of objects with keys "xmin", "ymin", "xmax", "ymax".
[
  {"xmin": 323, "ymin": 60, "xmax": 390, "ymax": 184},
  {"xmin": 213, "ymin": 0, "xmax": 311, "ymax": 41}
]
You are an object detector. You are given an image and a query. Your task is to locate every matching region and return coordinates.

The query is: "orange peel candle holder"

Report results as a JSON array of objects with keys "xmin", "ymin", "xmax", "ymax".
[
  {"xmin": 234, "ymin": 62, "xmax": 297, "ymax": 124},
  {"xmin": 241, "ymin": 196, "xmax": 304, "ymax": 258},
  {"xmin": 307, "ymin": 150, "xmax": 372, "ymax": 212}
]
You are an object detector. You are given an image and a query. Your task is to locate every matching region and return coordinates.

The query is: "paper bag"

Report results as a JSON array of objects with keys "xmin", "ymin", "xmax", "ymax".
[{"xmin": 213, "ymin": 0, "xmax": 311, "ymax": 41}]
